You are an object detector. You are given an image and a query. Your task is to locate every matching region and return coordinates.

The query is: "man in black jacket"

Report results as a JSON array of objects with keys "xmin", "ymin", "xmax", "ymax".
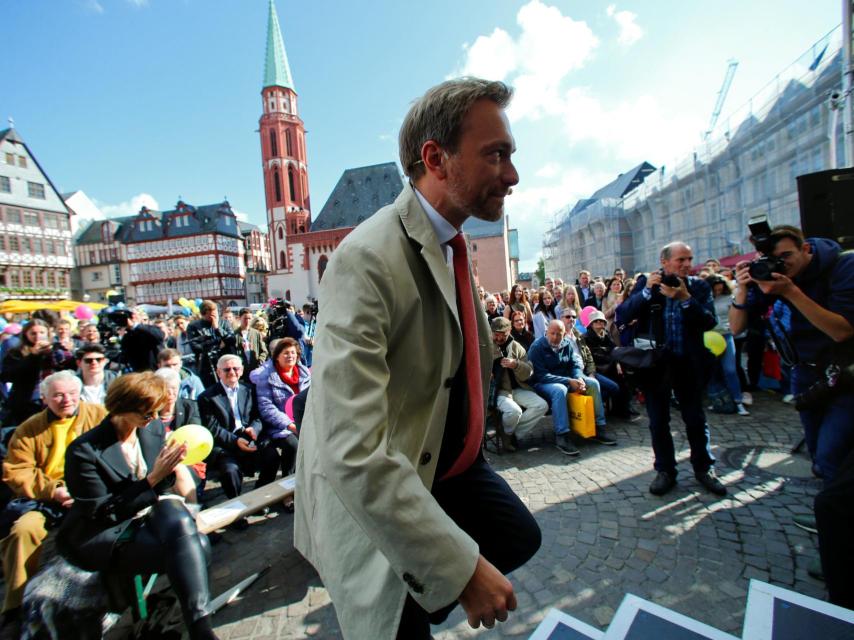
[
  {"xmin": 197, "ymin": 355, "xmax": 279, "ymax": 502},
  {"xmin": 120, "ymin": 308, "xmax": 164, "ymax": 372},
  {"xmin": 187, "ymin": 301, "xmax": 237, "ymax": 388},
  {"xmin": 617, "ymin": 242, "xmax": 726, "ymax": 497}
]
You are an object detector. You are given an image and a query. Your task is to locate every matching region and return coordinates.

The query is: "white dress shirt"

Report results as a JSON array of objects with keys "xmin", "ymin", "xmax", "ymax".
[{"xmin": 220, "ymin": 381, "xmax": 244, "ymax": 431}]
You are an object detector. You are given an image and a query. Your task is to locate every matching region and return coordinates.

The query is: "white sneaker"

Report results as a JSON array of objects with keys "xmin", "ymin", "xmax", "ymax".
[
  {"xmin": 782, "ymin": 394, "xmax": 795, "ymax": 404},
  {"xmin": 741, "ymin": 391, "xmax": 753, "ymax": 406},
  {"xmin": 736, "ymin": 403, "xmax": 750, "ymax": 416}
]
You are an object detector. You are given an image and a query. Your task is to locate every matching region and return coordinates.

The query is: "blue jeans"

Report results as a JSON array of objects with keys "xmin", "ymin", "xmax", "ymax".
[
  {"xmin": 534, "ymin": 383, "xmax": 570, "ymax": 435},
  {"xmin": 643, "ymin": 356, "xmax": 715, "ymax": 476},
  {"xmin": 791, "ymin": 364, "xmax": 854, "ymax": 484},
  {"xmin": 720, "ymin": 334, "xmax": 743, "ymax": 403}
]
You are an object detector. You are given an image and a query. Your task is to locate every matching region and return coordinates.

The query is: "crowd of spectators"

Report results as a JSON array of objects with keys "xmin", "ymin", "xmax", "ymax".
[{"xmin": 0, "ymin": 299, "xmax": 316, "ymax": 638}]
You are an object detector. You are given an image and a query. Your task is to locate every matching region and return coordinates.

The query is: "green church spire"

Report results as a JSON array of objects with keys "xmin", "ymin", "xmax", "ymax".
[{"xmin": 264, "ymin": 0, "xmax": 295, "ymax": 91}]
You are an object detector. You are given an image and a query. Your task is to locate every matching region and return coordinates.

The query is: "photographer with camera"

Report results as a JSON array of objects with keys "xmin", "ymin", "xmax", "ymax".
[
  {"xmin": 730, "ymin": 224, "xmax": 854, "ymax": 482},
  {"xmin": 617, "ymin": 242, "xmax": 726, "ymax": 497},
  {"xmin": 187, "ymin": 301, "xmax": 238, "ymax": 388},
  {"xmin": 730, "ymin": 223, "xmax": 854, "ymax": 608},
  {"xmin": 119, "ymin": 307, "xmax": 165, "ymax": 373}
]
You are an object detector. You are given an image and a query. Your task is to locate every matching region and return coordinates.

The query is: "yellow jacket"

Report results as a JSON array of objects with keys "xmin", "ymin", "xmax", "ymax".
[{"xmin": 3, "ymin": 402, "xmax": 107, "ymax": 501}]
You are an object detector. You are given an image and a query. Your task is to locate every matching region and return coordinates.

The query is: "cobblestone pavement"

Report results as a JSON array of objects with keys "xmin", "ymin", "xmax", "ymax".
[{"xmin": 119, "ymin": 391, "xmax": 825, "ymax": 639}]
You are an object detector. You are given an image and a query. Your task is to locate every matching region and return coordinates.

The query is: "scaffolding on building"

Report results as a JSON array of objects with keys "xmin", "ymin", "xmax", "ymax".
[{"xmin": 544, "ymin": 26, "xmax": 843, "ymax": 279}]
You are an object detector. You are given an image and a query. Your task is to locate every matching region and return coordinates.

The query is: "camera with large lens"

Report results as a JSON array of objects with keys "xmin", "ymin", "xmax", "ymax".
[
  {"xmin": 747, "ymin": 214, "xmax": 787, "ymax": 280},
  {"xmin": 748, "ymin": 255, "xmax": 786, "ymax": 281},
  {"xmin": 658, "ymin": 269, "xmax": 682, "ymax": 288}
]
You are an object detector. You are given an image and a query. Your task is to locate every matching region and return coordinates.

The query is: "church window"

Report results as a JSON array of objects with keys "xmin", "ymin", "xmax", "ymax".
[
  {"xmin": 318, "ymin": 255, "xmax": 329, "ymax": 282},
  {"xmin": 279, "ymin": 250, "xmax": 286, "ymax": 269},
  {"xmin": 270, "ymin": 130, "xmax": 278, "ymax": 156},
  {"xmin": 288, "ymin": 167, "xmax": 296, "ymax": 201},
  {"xmin": 285, "ymin": 130, "xmax": 292, "ymax": 156},
  {"xmin": 277, "ymin": 226, "xmax": 283, "ymax": 240},
  {"xmin": 273, "ymin": 168, "xmax": 282, "ymax": 202}
]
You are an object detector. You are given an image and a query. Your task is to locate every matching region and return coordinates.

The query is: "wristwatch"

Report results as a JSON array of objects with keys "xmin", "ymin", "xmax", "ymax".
[{"xmin": 730, "ymin": 296, "xmax": 748, "ymax": 310}]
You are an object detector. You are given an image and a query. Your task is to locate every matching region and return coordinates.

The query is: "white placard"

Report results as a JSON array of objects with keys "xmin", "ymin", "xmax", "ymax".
[
  {"xmin": 197, "ymin": 500, "xmax": 247, "ymax": 530},
  {"xmin": 742, "ymin": 579, "xmax": 854, "ymax": 640},
  {"xmin": 604, "ymin": 594, "xmax": 739, "ymax": 639},
  {"xmin": 529, "ymin": 608, "xmax": 604, "ymax": 639},
  {"xmin": 279, "ymin": 476, "xmax": 296, "ymax": 491}
]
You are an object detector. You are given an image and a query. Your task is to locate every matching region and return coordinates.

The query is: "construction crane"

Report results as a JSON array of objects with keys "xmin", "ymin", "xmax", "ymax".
[{"xmin": 704, "ymin": 59, "xmax": 739, "ymax": 141}]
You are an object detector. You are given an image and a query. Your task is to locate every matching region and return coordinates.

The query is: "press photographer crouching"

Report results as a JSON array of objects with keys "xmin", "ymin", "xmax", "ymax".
[
  {"xmin": 57, "ymin": 372, "xmax": 218, "ymax": 639},
  {"xmin": 730, "ymin": 224, "xmax": 854, "ymax": 609}
]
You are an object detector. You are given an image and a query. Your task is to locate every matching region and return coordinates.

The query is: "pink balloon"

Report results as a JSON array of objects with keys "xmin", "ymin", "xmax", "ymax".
[
  {"xmin": 579, "ymin": 306, "xmax": 597, "ymax": 328},
  {"xmin": 74, "ymin": 305, "xmax": 94, "ymax": 320},
  {"xmin": 4, "ymin": 323, "xmax": 22, "ymax": 335}
]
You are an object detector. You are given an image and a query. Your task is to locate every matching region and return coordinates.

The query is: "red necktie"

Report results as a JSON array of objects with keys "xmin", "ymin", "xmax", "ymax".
[{"xmin": 441, "ymin": 233, "xmax": 484, "ymax": 480}]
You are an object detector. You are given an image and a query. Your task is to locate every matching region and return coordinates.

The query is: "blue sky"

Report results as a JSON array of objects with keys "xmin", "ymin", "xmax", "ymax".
[{"xmin": 2, "ymin": 0, "xmax": 840, "ymax": 271}]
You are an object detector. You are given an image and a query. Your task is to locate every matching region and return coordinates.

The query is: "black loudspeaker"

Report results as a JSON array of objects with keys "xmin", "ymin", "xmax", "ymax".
[{"xmin": 796, "ymin": 168, "xmax": 854, "ymax": 250}]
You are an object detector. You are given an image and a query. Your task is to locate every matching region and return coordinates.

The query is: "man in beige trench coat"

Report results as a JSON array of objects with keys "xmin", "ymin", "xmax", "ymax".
[{"xmin": 294, "ymin": 78, "xmax": 541, "ymax": 639}]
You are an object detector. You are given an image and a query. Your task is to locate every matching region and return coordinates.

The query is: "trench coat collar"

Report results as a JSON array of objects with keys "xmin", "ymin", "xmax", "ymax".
[{"xmin": 397, "ymin": 182, "xmax": 460, "ymax": 325}]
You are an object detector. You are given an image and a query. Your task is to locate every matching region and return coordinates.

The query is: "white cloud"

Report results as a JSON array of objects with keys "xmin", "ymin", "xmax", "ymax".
[
  {"xmin": 460, "ymin": 28, "xmax": 517, "ymax": 81},
  {"xmin": 232, "ymin": 209, "xmax": 250, "ymax": 222},
  {"xmin": 506, "ymin": 165, "xmax": 615, "ymax": 271},
  {"xmin": 82, "ymin": 0, "xmax": 103, "ymax": 13},
  {"xmin": 535, "ymin": 162, "xmax": 561, "ymax": 178},
  {"xmin": 560, "ymin": 87, "xmax": 703, "ymax": 162},
  {"xmin": 127, "ymin": 0, "xmax": 149, "ymax": 7},
  {"xmin": 607, "ymin": 5, "xmax": 643, "ymax": 47},
  {"xmin": 454, "ymin": 0, "xmax": 599, "ymax": 121},
  {"xmin": 95, "ymin": 192, "xmax": 159, "ymax": 217}
]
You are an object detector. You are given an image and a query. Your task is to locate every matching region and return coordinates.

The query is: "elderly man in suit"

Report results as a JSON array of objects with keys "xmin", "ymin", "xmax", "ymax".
[
  {"xmin": 197, "ymin": 355, "xmax": 279, "ymax": 506},
  {"xmin": 295, "ymin": 78, "xmax": 541, "ymax": 640}
]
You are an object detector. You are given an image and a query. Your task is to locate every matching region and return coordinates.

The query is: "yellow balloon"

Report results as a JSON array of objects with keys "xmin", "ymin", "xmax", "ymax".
[
  {"xmin": 166, "ymin": 424, "xmax": 214, "ymax": 466},
  {"xmin": 704, "ymin": 331, "xmax": 727, "ymax": 357}
]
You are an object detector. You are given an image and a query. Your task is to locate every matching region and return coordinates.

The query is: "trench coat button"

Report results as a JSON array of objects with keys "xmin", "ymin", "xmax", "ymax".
[
  {"xmin": 419, "ymin": 452, "xmax": 432, "ymax": 466},
  {"xmin": 443, "ymin": 377, "xmax": 453, "ymax": 388},
  {"xmin": 403, "ymin": 572, "xmax": 425, "ymax": 594}
]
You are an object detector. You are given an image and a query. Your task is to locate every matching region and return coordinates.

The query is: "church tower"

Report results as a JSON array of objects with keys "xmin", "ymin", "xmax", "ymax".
[{"xmin": 260, "ymin": 0, "xmax": 310, "ymax": 278}]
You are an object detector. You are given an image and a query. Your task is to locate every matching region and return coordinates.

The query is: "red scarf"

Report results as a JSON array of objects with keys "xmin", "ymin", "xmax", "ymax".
[{"xmin": 277, "ymin": 365, "xmax": 300, "ymax": 396}]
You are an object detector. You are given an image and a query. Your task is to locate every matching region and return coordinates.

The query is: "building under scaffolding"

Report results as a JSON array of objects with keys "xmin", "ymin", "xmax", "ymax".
[{"xmin": 543, "ymin": 27, "xmax": 844, "ymax": 278}]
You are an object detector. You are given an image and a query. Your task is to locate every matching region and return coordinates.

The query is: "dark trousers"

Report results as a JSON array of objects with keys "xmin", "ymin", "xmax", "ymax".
[
  {"xmin": 111, "ymin": 500, "xmax": 211, "ymax": 625},
  {"xmin": 643, "ymin": 356, "xmax": 714, "ymax": 476},
  {"xmin": 815, "ymin": 446, "xmax": 854, "ymax": 610},
  {"xmin": 396, "ymin": 456, "xmax": 541, "ymax": 639},
  {"xmin": 266, "ymin": 434, "xmax": 299, "ymax": 476},
  {"xmin": 209, "ymin": 444, "xmax": 280, "ymax": 499}
]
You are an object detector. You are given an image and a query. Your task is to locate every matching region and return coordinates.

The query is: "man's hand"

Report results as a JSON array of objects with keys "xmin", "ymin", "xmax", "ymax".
[
  {"xmin": 458, "ymin": 555, "xmax": 516, "ymax": 629},
  {"xmin": 646, "ymin": 271, "xmax": 662, "ymax": 289},
  {"xmin": 243, "ymin": 427, "xmax": 258, "ymax": 441},
  {"xmin": 754, "ymin": 272, "xmax": 796, "ymax": 298},
  {"xmin": 500, "ymin": 357, "xmax": 517, "ymax": 369},
  {"xmin": 734, "ymin": 261, "xmax": 752, "ymax": 289},
  {"xmin": 660, "ymin": 278, "xmax": 690, "ymax": 301},
  {"xmin": 52, "ymin": 485, "xmax": 74, "ymax": 508},
  {"xmin": 236, "ymin": 437, "xmax": 256, "ymax": 453},
  {"xmin": 569, "ymin": 378, "xmax": 586, "ymax": 392}
]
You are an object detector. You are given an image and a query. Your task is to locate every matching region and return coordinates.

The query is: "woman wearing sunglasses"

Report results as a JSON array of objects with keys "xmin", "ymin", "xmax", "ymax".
[{"xmin": 57, "ymin": 372, "xmax": 218, "ymax": 640}]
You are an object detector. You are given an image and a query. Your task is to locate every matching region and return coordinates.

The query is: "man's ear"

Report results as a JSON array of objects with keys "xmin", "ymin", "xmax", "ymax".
[{"xmin": 421, "ymin": 141, "xmax": 447, "ymax": 179}]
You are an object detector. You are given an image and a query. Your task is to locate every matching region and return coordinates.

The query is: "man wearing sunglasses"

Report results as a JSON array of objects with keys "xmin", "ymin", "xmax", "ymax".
[{"xmin": 75, "ymin": 344, "xmax": 117, "ymax": 406}]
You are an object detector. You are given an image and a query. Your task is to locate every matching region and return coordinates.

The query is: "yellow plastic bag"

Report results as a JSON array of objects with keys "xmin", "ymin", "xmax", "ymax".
[{"xmin": 568, "ymin": 393, "xmax": 596, "ymax": 438}]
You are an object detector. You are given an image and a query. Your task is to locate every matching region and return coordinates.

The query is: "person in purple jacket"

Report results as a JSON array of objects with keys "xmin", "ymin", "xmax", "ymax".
[{"xmin": 249, "ymin": 337, "xmax": 309, "ymax": 493}]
